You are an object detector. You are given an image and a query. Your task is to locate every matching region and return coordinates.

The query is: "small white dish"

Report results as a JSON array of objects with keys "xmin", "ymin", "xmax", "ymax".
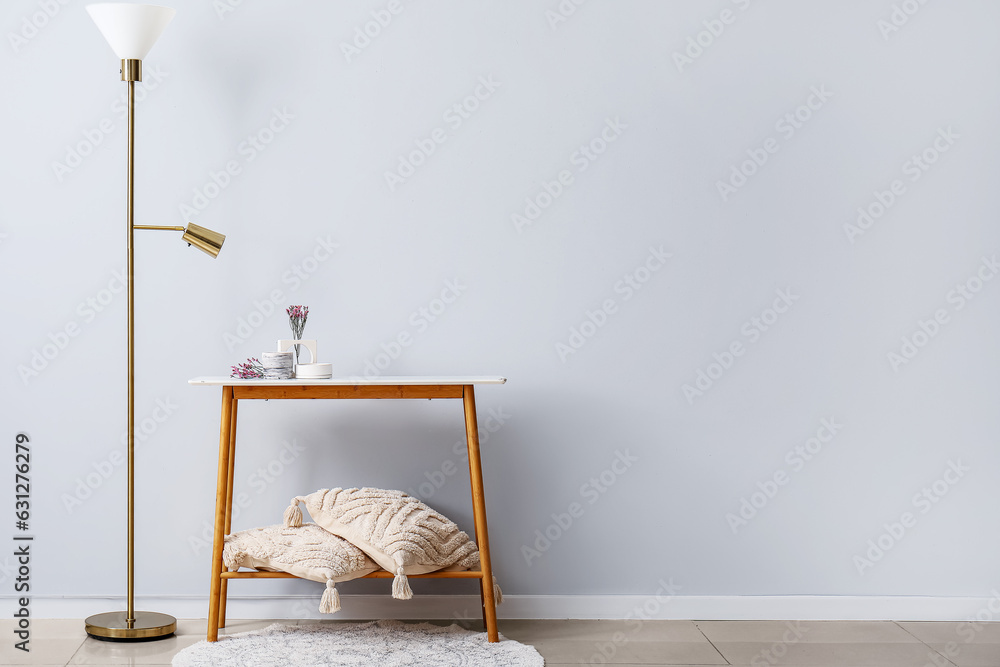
[{"xmin": 295, "ymin": 362, "xmax": 333, "ymax": 379}]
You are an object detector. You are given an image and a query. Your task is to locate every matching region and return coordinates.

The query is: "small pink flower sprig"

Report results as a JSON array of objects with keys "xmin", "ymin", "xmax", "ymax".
[
  {"xmin": 287, "ymin": 305, "xmax": 309, "ymax": 340},
  {"xmin": 231, "ymin": 357, "xmax": 265, "ymax": 379}
]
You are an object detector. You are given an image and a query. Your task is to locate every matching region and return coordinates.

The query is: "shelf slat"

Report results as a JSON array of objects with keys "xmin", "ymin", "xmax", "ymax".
[{"xmin": 221, "ymin": 570, "xmax": 485, "ymax": 580}]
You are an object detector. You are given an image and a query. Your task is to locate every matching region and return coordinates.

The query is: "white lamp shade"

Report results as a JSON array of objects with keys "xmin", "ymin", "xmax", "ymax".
[{"xmin": 86, "ymin": 3, "xmax": 175, "ymax": 60}]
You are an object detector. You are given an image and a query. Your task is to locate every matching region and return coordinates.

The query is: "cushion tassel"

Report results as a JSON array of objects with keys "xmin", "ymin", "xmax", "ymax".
[
  {"xmin": 283, "ymin": 498, "xmax": 303, "ymax": 527},
  {"xmin": 319, "ymin": 579, "xmax": 341, "ymax": 613},
  {"xmin": 392, "ymin": 566, "xmax": 413, "ymax": 600},
  {"xmin": 492, "ymin": 575, "xmax": 504, "ymax": 605}
]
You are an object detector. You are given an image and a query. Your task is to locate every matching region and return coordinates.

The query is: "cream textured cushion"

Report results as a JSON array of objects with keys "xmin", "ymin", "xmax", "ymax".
[
  {"xmin": 283, "ymin": 487, "xmax": 486, "ymax": 600},
  {"xmin": 223, "ymin": 523, "xmax": 379, "ymax": 613}
]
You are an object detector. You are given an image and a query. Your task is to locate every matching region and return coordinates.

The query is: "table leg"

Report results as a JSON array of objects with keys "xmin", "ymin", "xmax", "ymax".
[
  {"xmin": 463, "ymin": 385, "xmax": 498, "ymax": 642},
  {"xmin": 217, "ymin": 397, "xmax": 238, "ymax": 629},
  {"xmin": 207, "ymin": 386, "xmax": 234, "ymax": 642}
]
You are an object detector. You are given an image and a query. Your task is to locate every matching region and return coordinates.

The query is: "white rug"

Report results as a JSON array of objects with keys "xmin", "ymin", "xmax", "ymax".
[{"xmin": 172, "ymin": 620, "xmax": 544, "ymax": 666}]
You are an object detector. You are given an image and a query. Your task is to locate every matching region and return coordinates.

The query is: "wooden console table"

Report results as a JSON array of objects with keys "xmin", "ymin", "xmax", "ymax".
[{"xmin": 188, "ymin": 375, "xmax": 507, "ymax": 642}]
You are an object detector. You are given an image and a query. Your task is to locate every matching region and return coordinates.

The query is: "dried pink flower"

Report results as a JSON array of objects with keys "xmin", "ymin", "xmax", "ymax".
[{"xmin": 230, "ymin": 357, "xmax": 265, "ymax": 379}]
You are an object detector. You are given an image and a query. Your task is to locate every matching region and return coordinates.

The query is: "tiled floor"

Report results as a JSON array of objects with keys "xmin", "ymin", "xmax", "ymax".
[{"xmin": 0, "ymin": 618, "xmax": 996, "ymax": 666}]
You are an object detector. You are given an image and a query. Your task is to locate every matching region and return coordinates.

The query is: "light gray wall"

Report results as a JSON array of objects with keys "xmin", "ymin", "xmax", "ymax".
[{"xmin": 2, "ymin": 0, "xmax": 999, "ymax": 609}]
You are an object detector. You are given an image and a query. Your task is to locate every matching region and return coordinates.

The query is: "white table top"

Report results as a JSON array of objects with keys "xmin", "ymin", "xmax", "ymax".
[{"xmin": 188, "ymin": 375, "xmax": 506, "ymax": 387}]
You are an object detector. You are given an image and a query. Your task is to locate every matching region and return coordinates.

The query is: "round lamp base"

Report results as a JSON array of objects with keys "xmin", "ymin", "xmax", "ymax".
[{"xmin": 85, "ymin": 611, "xmax": 176, "ymax": 642}]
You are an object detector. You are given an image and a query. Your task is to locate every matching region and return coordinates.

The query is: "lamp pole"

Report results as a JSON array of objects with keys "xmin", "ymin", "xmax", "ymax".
[
  {"xmin": 85, "ymin": 57, "xmax": 177, "ymax": 641},
  {"xmin": 126, "ymin": 59, "xmax": 137, "ymax": 631}
]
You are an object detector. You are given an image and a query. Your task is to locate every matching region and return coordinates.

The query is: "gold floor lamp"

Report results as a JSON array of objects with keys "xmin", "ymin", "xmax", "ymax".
[{"xmin": 84, "ymin": 3, "xmax": 226, "ymax": 641}]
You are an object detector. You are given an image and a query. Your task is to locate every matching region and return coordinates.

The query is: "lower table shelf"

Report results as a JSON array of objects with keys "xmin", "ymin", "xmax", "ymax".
[{"xmin": 222, "ymin": 570, "xmax": 486, "ymax": 580}]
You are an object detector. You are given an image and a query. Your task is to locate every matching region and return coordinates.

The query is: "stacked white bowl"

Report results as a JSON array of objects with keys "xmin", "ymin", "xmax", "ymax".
[{"xmin": 295, "ymin": 362, "xmax": 333, "ymax": 379}]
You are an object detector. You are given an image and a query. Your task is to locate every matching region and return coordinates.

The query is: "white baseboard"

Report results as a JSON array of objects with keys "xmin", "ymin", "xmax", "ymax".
[{"xmin": 14, "ymin": 594, "xmax": 1000, "ymax": 621}]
